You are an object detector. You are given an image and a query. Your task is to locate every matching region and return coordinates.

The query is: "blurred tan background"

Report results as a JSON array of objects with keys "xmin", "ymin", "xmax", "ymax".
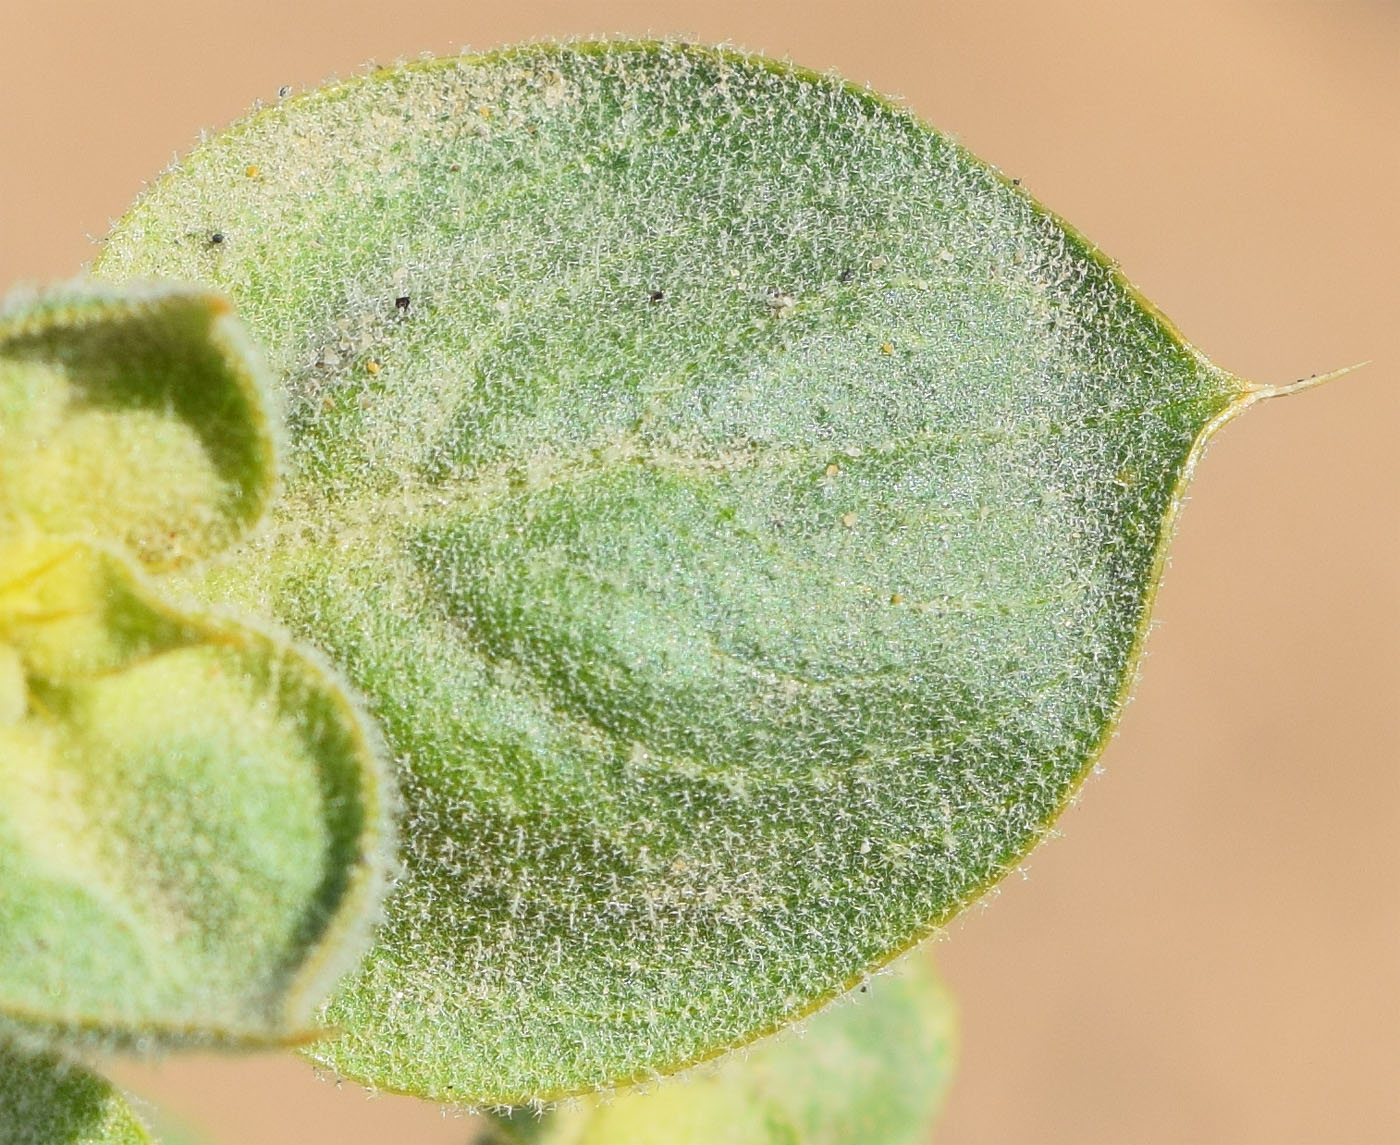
[{"xmin": 1, "ymin": 2, "xmax": 1395, "ymax": 1142}]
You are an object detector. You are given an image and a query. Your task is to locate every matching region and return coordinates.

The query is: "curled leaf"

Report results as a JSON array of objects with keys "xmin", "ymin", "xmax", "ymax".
[
  {"xmin": 0, "ymin": 284, "xmax": 276, "ymax": 568},
  {"xmin": 0, "ymin": 536, "xmax": 391, "ymax": 1047},
  {"xmin": 0, "ymin": 1041, "xmax": 153, "ymax": 1144},
  {"xmin": 97, "ymin": 41, "xmax": 1254, "ymax": 1099},
  {"xmin": 485, "ymin": 950, "xmax": 955, "ymax": 1145}
]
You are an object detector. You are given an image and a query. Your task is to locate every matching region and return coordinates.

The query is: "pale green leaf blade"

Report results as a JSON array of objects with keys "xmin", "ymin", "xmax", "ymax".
[
  {"xmin": 0, "ymin": 1042, "xmax": 153, "ymax": 1144},
  {"xmin": 95, "ymin": 41, "xmax": 1251, "ymax": 1099},
  {"xmin": 0, "ymin": 537, "xmax": 392, "ymax": 1047},
  {"xmin": 0, "ymin": 283, "xmax": 276, "ymax": 568},
  {"xmin": 484, "ymin": 950, "xmax": 955, "ymax": 1145}
]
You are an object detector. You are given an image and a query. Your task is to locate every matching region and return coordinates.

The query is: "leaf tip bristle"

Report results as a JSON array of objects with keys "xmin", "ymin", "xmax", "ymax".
[{"xmin": 1247, "ymin": 360, "xmax": 1372, "ymax": 400}]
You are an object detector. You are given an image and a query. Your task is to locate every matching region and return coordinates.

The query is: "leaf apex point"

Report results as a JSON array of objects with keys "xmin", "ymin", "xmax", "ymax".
[{"xmin": 1249, "ymin": 359, "xmax": 1372, "ymax": 400}]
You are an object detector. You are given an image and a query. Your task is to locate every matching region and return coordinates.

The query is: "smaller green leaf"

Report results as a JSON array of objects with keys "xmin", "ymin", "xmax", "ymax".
[
  {"xmin": 0, "ymin": 283, "xmax": 276, "ymax": 568},
  {"xmin": 483, "ymin": 950, "xmax": 955, "ymax": 1145},
  {"xmin": 0, "ymin": 535, "xmax": 392, "ymax": 1048},
  {"xmin": 0, "ymin": 1041, "xmax": 153, "ymax": 1144}
]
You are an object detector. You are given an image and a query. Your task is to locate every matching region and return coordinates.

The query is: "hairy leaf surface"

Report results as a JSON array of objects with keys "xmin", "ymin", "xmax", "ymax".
[
  {"xmin": 0, "ymin": 535, "xmax": 389, "ymax": 1046},
  {"xmin": 0, "ymin": 287, "xmax": 392, "ymax": 1048},
  {"xmin": 0, "ymin": 1042, "xmax": 152, "ymax": 1144},
  {"xmin": 96, "ymin": 41, "xmax": 1252, "ymax": 1098},
  {"xmin": 484, "ymin": 949, "xmax": 953, "ymax": 1145},
  {"xmin": 0, "ymin": 285, "xmax": 276, "ymax": 568}
]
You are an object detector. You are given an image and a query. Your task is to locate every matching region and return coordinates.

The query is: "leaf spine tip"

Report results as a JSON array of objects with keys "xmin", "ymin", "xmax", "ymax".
[{"xmin": 1246, "ymin": 360, "xmax": 1372, "ymax": 400}]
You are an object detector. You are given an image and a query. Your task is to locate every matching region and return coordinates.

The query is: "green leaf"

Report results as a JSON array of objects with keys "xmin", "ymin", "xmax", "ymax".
[
  {"xmin": 484, "ymin": 949, "xmax": 954, "ymax": 1145},
  {"xmin": 95, "ymin": 41, "xmax": 1255, "ymax": 1099},
  {"xmin": 0, "ymin": 536, "xmax": 392, "ymax": 1047},
  {"xmin": 0, "ymin": 1041, "xmax": 153, "ymax": 1144},
  {"xmin": 0, "ymin": 284, "xmax": 276, "ymax": 568},
  {"xmin": 0, "ymin": 282, "xmax": 391, "ymax": 1048}
]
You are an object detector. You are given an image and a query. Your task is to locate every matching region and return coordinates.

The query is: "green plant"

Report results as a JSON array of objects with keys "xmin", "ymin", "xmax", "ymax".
[{"xmin": 0, "ymin": 39, "xmax": 1337, "ymax": 1143}]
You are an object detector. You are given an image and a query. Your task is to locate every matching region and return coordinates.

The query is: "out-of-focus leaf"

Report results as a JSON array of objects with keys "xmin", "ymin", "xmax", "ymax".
[
  {"xmin": 484, "ymin": 950, "xmax": 955, "ymax": 1145},
  {"xmin": 0, "ymin": 1041, "xmax": 153, "ymax": 1144},
  {"xmin": 0, "ymin": 284, "xmax": 276, "ymax": 568},
  {"xmin": 0, "ymin": 535, "xmax": 391, "ymax": 1047},
  {"xmin": 97, "ymin": 40, "xmax": 1256, "ymax": 1100},
  {"xmin": 0, "ymin": 283, "xmax": 392, "ymax": 1049}
]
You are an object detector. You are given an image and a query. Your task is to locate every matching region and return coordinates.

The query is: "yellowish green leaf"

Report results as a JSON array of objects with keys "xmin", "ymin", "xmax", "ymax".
[
  {"xmin": 0, "ymin": 284, "xmax": 276, "ymax": 568},
  {"xmin": 0, "ymin": 1042, "xmax": 153, "ymax": 1144},
  {"xmin": 0, "ymin": 535, "xmax": 392, "ymax": 1047},
  {"xmin": 485, "ymin": 950, "xmax": 955, "ymax": 1145}
]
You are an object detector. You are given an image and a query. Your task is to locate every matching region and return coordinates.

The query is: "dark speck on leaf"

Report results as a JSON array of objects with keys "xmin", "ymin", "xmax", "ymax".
[
  {"xmin": 209, "ymin": 232, "xmax": 225, "ymax": 245},
  {"xmin": 838, "ymin": 267, "xmax": 855, "ymax": 283},
  {"xmin": 648, "ymin": 290, "xmax": 665, "ymax": 304},
  {"xmin": 1012, "ymin": 178, "xmax": 1021, "ymax": 186},
  {"xmin": 396, "ymin": 295, "xmax": 411, "ymax": 311},
  {"xmin": 860, "ymin": 985, "xmax": 868, "ymax": 992}
]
